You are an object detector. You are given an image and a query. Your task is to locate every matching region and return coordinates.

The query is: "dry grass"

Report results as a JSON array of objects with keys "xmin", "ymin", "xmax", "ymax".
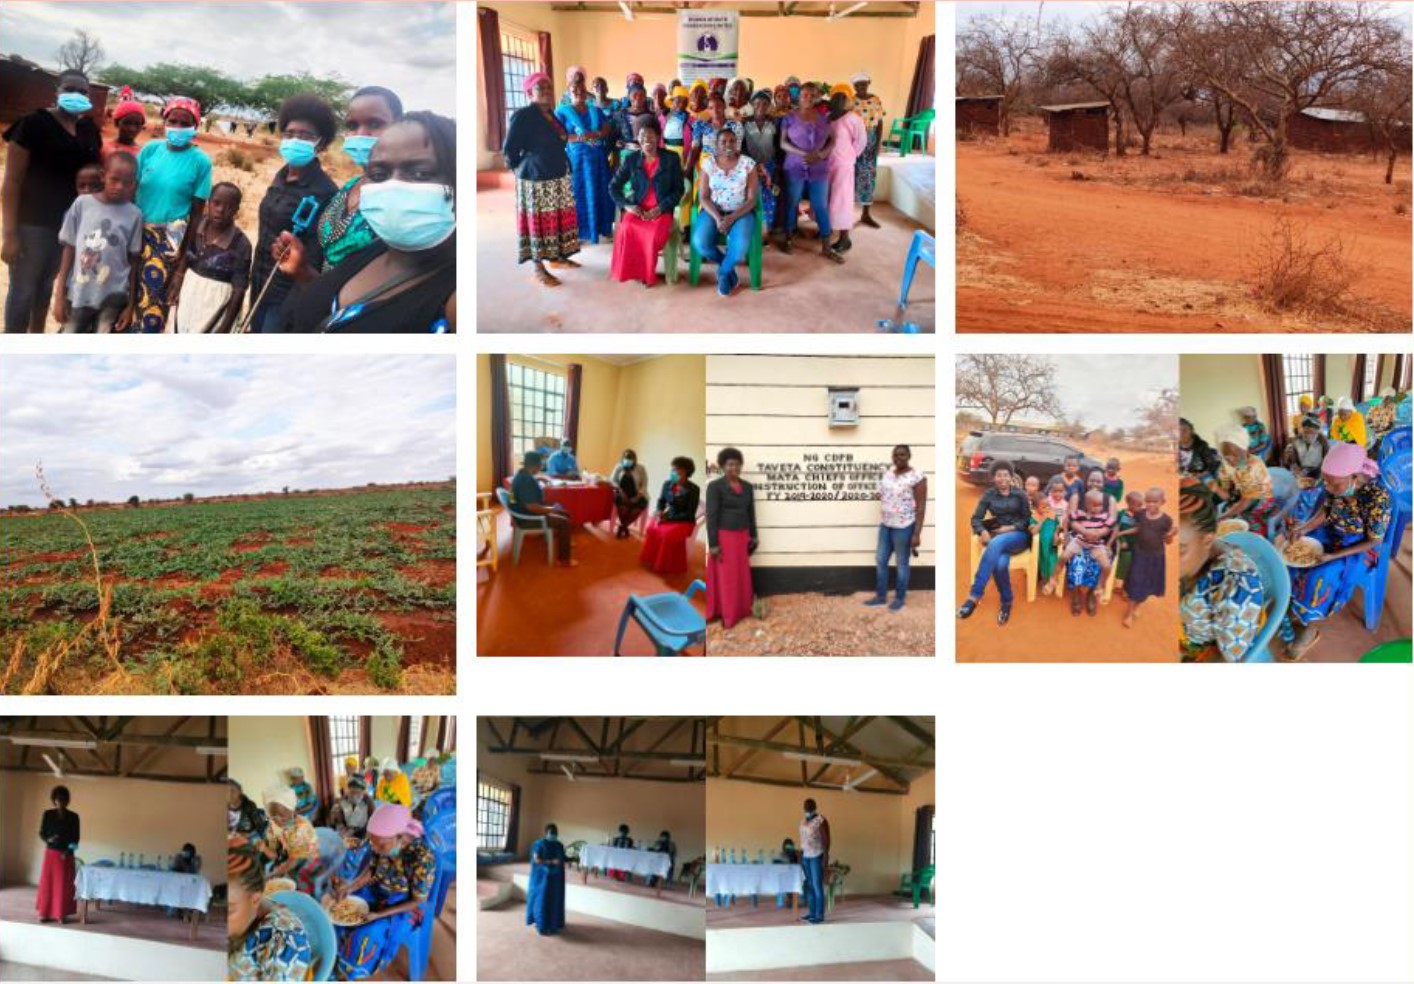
[{"xmin": 1250, "ymin": 216, "xmax": 1358, "ymax": 317}]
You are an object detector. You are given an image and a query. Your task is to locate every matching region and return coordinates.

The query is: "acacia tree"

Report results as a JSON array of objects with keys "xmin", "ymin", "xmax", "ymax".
[
  {"xmin": 1352, "ymin": 52, "xmax": 1413, "ymax": 185},
  {"xmin": 956, "ymin": 9, "xmax": 1047, "ymax": 136},
  {"xmin": 55, "ymin": 30, "xmax": 104, "ymax": 76},
  {"xmin": 957, "ymin": 355, "xmax": 1064, "ymax": 428}
]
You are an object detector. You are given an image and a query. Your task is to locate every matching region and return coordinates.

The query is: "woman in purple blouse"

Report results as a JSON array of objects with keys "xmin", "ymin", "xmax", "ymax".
[{"xmin": 779, "ymin": 82, "xmax": 842, "ymax": 264}]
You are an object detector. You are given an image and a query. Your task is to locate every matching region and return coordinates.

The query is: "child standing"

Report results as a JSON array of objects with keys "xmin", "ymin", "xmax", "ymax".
[
  {"xmin": 1037, "ymin": 475, "xmax": 1069, "ymax": 596},
  {"xmin": 1123, "ymin": 487, "xmax": 1175, "ymax": 628},
  {"xmin": 170, "ymin": 182, "xmax": 251, "ymax": 333},
  {"xmin": 51, "ymin": 152, "xmax": 142, "ymax": 332},
  {"xmin": 1103, "ymin": 458, "xmax": 1124, "ymax": 500},
  {"xmin": 1112, "ymin": 490, "xmax": 1145, "ymax": 593}
]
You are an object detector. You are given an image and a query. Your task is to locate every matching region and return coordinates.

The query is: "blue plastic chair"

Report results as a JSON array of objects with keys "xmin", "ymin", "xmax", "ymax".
[
  {"xmin": 1379, "ymin": 428, "xmax": 1411, "ymax": 555},
  {"xmin": 269, "ymin": 890, "xmax": 336, "ymax": 981},
  {"xmin": 1353, "ymin": 450, "xmax": 1411, "ymax": 632},
  {"xmin": 399, "ymin": 836, "xmax": 449, "ymax": 981},
  {"xmin": 439, "ymin": 756, "xmax": 456, "ymax": 788},
  {"xmin": 423, "ymin": 788, "xmax": 456, "ymax": 825},
  {"xmin": 311, "ymin": 828, "xmax": 346, "ymax": 901},
  {"xmin": 1224, "ymin": 532, "xmax": 1291, "ymax": 662},
  {"xmin": 881, "ymin": 230, "xmax": 935, "ymax": 333},
  {"xmin": 425, "ymin": 813, "xmax": 456, "ymax": 918},
  {"xmin": 494, "ymin": 487, "xmax": 554, "ymax": 566},
  {"xmin": 612, "ymin": 579, "xmax": 706, "ymax": 657}
]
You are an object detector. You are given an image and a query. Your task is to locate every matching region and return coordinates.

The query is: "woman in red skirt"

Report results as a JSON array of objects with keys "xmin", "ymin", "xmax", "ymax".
[
  {"xmin": 37, "ymin": 784, "xmax": 79, "ymax": 923},
  {"xmin": 706, "ymin": 447, "xmax": 758, "ymax": 629},
  {"xmin": 641, "ymin": 456, "xmax": 701, "ymax": 573},
  {"xmin": 609, "ymin": 116, "xmax": 685, "ymax": 287}
]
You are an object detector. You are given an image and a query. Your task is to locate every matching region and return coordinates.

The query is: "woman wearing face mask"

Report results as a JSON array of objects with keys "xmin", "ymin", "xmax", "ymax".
[
  {"xmin": 1278, "ymin": 442, "xmax": 1391, "ymax": 660},
  {"xmin": 259, "ymin": 786, "xmax": 323, "ymax": 895},
  {"xmin": 526, "ymin": 823, "xmax": 567, "ymax": 936},
  {"xmin": 227, "ymin": 835, "xmax": 313, "ymax": 982},
  {"xmin": 1, "ymin": 70, "xmax": 101, "ymax": 332},
  {"xmin": 330, "ymin": 804, "xmax": 438, "ymax": 980},
  {"xmin": 609, "ymin": 449, "xmax": 650, "ymax": 538},
  {"xmin": 641, "ymin": 456, "xmax": 701, "ymax": 574},
  {"xmin": 277, "ymin": 112, "xmax": 456, "ymax": 333},
  {"xmin": 244, "ymin": 93, "xmax": 339, "ymax": 332},
  {"xmin": 132, "ymin": 96, "xmax": 212, "ymax": 332}
]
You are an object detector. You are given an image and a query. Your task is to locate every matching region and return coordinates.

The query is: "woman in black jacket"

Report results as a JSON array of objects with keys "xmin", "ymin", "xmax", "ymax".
[
  {"xmin": 640, "ymin": 456, "xmax": 701, "ymax": 574},
  {"xmin": 958, "ymin": 460, "xmax": 1036, "ymax": 626},
  {"xmin": 37, "ymin": 785, "xmax": 79, "ymax": 923},
  {"xmin": 706, "ymin": 447, "xmax": 758, "ymax": 629},
  {"xmin": 502, "ymin": 73, "xmax": 579, "ymax": 288},
  {"xmin": 609, "ymin": 117, "xmax": 685, "ymax": 288}
]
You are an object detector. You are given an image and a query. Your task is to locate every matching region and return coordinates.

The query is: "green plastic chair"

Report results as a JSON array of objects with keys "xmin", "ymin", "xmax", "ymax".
[
  {"xmin": 888, "ymin": 108, "xmax": 935, "ymax": 157},
  {"xmin": 824, "ymin": 861, "xmax": 850, "ymax": 912},
  {"xmin": 911, "ymin": 864, "xmax": 935, "ymax": 908},
  {"xmin": 1359, "ymin": 639, "xmax": 1412, "ymax": 663},
  {"xmin": 688, "ymin": 176, "xmax": 764, "ymax": 291}
]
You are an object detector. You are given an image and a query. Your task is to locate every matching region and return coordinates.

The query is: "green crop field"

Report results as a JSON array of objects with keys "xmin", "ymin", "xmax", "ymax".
[{"xmin": 1, "ymin": 485, "xmax": 455, "ymax": 695}]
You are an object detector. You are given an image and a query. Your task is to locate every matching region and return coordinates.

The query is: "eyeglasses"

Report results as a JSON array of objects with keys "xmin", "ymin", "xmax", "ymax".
[{"xmin": 282, "ymin": 127, "xmax": 320, "ymax": 142}]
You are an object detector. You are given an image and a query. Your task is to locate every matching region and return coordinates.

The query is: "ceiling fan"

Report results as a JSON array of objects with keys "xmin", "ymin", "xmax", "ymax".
[{"xmin": 42, "ymin": 753, "xmax": 97, "ymax": 782}]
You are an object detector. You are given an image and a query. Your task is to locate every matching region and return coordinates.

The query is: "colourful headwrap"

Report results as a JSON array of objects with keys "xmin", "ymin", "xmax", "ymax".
[
  {"xmin": 690, "ymin": 79, "xmax": 708, "ymax": 92},
  {"xmin": 522, "ymin": 72, "xmax": 550, "ymax": 97},
  {"xmin": 1321, "ymin": 441, "xmax": 1380, "ymax": 479},
  {"xmin": 112, "ymin": 85, "xmax": 145, "ymax": 123},
  {"xmin": 1299, "ymin": 394, "xmax": 1313, "ymax": 410},
  {"xmin": 1215, "ymin": 423, "xmax": 1249, "ymax": 453},
  {"xmin": 367, "ymin": 803, "xmax": 424, "ymax": 839},
  {"xmin": 709, "ymin": 76, "xmax": 727, "ymax": 92},
  {"xmin": 626, "ymin": 72, "xmax": 644, "ymax": 87},
  {"xmin": 345, "ymin": 755, "xmax": 360, "ymax": 769},
  {"xmin": 850, "ymin": 71, "xmax": 871, "ymax": 84},
  {"xmin": 671, "ymin": 85, "xmax": 691, "ymax": 100},
  {"xmin": 162, "ymin": 95, "xmax": 201, "ymax": 127},
  {"xmin": 784, "ymin": 75, "xmax": 801, "ymax": 86},
  {"xmin": 652, "ymin": 82, "xmax": 667, "ymax": 94},
  {"xmin": 727, "ymin": 76, "xmax": 744, "ymax": 93},
  {"xmin": 566, "ymin": 65, "xmax": 586, "ymax": 84},
  {"xmin": 1236, "ymin": 406, "xmax": 1257, "ymax": 419},
  {"xmin": 829, "ymin": 82, "xmax": 854, "ymax": 101},
  {"xmin": 262, "ymin": 786, "xmax": 297, "ymax": 811}
]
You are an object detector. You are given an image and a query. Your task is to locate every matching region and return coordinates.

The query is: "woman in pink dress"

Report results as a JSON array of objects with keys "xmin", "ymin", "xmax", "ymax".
[
  {"xmin": 608, "ymin": 117, "xmax": 685, "ymax": 287},
  {"xmin": 825, "ymin": 85, "xmax": 867, "ymax": 256}
]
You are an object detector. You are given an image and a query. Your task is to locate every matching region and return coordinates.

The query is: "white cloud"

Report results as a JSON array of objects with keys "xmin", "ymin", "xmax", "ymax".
[{"xmin": 1050, "ymin": 354, "xmax": 1176, "ymax": 428}]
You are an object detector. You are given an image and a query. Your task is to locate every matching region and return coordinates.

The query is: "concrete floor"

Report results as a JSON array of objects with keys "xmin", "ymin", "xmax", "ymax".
[
  {"xmin": 708, "ymin": 958, "xmax": 933, "ymax": 981},
  {"xmin": 706, "ymin": 894, "xmax": 932, "ymax": 933},
  {"xmin": 1301, "ymin": 535, "xmax": 1411, "ymax": 662},
  {"xmin": 477, "ymin": 508, "xmax": 706, "ymax": 656},
  {"xmin": 477, "ymin": 901, "xmax": 706, "ymax": 981},
  {"xmin": 0, "ymin": 963, "xmax": 118, "ymax": 982},
  {"xmin": 474, "ymin": 165, "xmax": 935, "ymax": 334},
  {"xmin": 0, "ymin": 885, "xmax": 224, "ymax": 949}
]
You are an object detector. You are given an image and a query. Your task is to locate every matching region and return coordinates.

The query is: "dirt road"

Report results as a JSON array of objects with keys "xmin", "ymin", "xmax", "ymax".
[{"xmin": 956, "ymin": 129, "xmax": 1412, "ymax": 333}]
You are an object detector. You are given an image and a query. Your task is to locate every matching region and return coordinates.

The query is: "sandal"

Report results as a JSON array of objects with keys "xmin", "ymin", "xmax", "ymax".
[
  {"xmin": 821, "ymin": 247, "xmax": 845, "ymax": 264},
  {"xmin": 534, "ymin": 266, "xmax": 561, "ymax": 287},
  {"xmin": 1283, "ymin": 629, "xmax": 1321, "ymax": 661}
]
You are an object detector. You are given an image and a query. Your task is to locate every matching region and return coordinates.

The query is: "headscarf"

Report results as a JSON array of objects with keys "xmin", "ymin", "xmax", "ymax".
[
  {"xmin": 708, "ymin": 76, "xmax": 727, "ymax": 93},
  {"xmin": 784, "ymin": 75, "xmax": 801, "ymax": 86},
  {"xmin": 690, "ymin": 79, "xmax": 708, "ymax": 92},
  {"xmin": 522, "ymin": 72, "xmax": 550, "ymax": 98},
  {"xmin": 626, "ymin": 72, "xmax": 644, "ymax": 88},
  {"xmin": 1321, "ymin": 441, "xmax": 1380, "ymax": 479},
  {"xmin": 288, "ymin": 766, "xmax": 305, "ymax": 780},
  {"xmin": 1299, "ymin": 414, "xmax": 1322, "ymax": 432},
  {"xmin": 1336, "ymin": 396, "xmax": 1355, "ymax": 412},
  {"xmin": 1215, "ymin": 423, "xmax": 1250, "ymax": 453},
  {"xmin": 1380, "ymin": 387, "xmax": 1397, "ymax": 400},
  {"xmin": 726, "ymin": 76, "xmax": 744, "ymax": 96},
  {"xmin": 751, "ymin": 89, "xmax": 772, "ymax": 105},
  {"xmin": 162, "ymin": 95, "xmax": 201, "ymax": 127},
  {"xmin": 262, "ymin": 786, "xmax": 297, "ymax": 812},
  {"xmin": 829, "ymin": 82, "xmax": 854, "ymax": 101},
  {"xmin": 850, "ymin": 71, "xmax": 871, "ymax": 84},
  {"xmin": 380, "ymin": 756, "xmax": 400, "ymax": 773},
  {"xmin": 367, "ymin": 803, "xmax": 424, "ymax": 839},
  {"xmin": 347, "ymin": 776, "xmax": 367, "ymax": 792},
  {"xmin": 1298, "ymin": 394, "xmax": 1313, "ymax": 411},
  {"xmin": 113, "ymin": 86, "xmax": 145, "ymax": 123},
  {"xmin": 363, "ymin": 755, "xmax": 379, "ymax": 770},
  {"xmin": 1236, "ymin": 405, "xmax": 1257, "ymax": 419},
  {"xmin": 344, "ymin": 755, "xmax": 359, "ymax": 769},
  {"xmin": 671, "ymin": 85, "xmax": 690, "ymax": 101},
  {"xmin": 566, "ymin": 65, "xmax": 586, "ymax": 85}
]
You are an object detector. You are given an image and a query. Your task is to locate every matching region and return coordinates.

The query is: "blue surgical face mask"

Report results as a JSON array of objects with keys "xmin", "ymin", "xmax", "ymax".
[
  {"xmin": 545, "ymin": 831, "xmax": 558, "ymax": 842},
  {"xmin": 57, "ymin": 92, "xmax": 92, "ymax": 115},
  {"xmin": 622, "ymin": 458, "xmax": 634, "ymax": 469},
  {"xmin": 343, "ymin": 134, "xmax": 379, "ymax": 167},
  {"xmin": 165, "ymin": 126, "xmax": 196, "ymax": 148},
  {"xmin": 279, "ymin": 138, "xmax": 318, "ymax": 167},
  {"xmin": 358, "ymin": 179, "xmax": 455, "ymax": 252}
]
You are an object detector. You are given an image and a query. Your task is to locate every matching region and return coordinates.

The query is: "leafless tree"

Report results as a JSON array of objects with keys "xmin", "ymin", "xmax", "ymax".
[
  {"xmin": 957, "ymin": 355, "xmax": 1064, "ymax": 429},
  {"xmin": 1352, "ymin": 52, "xmax": 1413, "ymax": 185},
  {"xmin": 55, "ymin": 29, "xmax": 104, "ymax": 77},
  {"xmin": 956, "ymin": 6, "xmax": 1048, "ymax": 136}
]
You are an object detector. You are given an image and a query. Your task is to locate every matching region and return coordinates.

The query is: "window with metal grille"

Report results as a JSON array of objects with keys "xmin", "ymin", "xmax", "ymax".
[
  {"xmin": 500, "ymin": 29, "xmax": 538, "ymax": 134},
  {"xmin": 478, "ymin": 777, "xmax": 513, "ymax": 850},
  {"xmin": 407, "ymin": 716, "xmax": 423, "ymax": 760},
  {"xmin": 1281, "ymin": 354, "xmax": 1314, "ymax": 423},
  {"xmin": 1364, "ymin": 356, "xmax": 1378, "ymax": 400},
  {"xmin": 508, "ymin": 362, "xmax": 567, "ymax": 461},
  {"xmin": 328, "ymin": 716, "xmax": 360, "ymax": 787}
]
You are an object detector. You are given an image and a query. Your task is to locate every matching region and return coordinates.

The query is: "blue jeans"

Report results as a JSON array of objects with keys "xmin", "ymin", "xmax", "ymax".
[
  {"xmin": 691, "ymin": 209, "xmax": 755, "ymax": 293},
  {"xmin": 4, "ymin": 224, "xmax": 63, "ymax": 332},
  {"xmin": 802, "ymin": 855, "xmax": 826, "ymax": 922},
  {"xmin": 969, "ymin": 530, "xmax": 1031, "ymax": 606},
  {"xmin": 784, "ymin": 175, "xmax": 832, "ymax": 238},
  {"xmin": 874, "ymin": 523, "xmax": 914, "ymax": 602}
]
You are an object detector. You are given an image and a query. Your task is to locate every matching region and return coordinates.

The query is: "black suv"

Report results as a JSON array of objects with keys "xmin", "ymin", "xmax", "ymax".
[{"xmin": 957, "ymin": 431, "xmax": 1102, "ymax": 486}]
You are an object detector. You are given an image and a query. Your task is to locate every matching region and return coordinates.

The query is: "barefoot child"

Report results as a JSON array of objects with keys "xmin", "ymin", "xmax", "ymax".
[
  {"xmin": 1063, "ymin": 488, "xmax": 1115, "ymax": 617},
  {"xmin": 1123, "ymin": 487, "xmax": 1175, "ymax": 628},
  {"xmin": 170, "ymin": 182, "xmax": 251, "ymax": 333},
  {"xmin": 1112, "ymin": 490, "xmax": 1144, "ymax": 595},
  {"xmin": 1037, "ymin": 475, "xmax": 1069, "ymax": 596},
  {"xmin": 52, "ymin": 152, "xmax": 142, "ymax": 332}
]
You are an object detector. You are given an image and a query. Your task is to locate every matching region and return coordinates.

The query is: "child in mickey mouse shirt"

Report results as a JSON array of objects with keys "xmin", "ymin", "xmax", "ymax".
[{"xmin": 52, "ymin": 151, "xmax": 143, "ymax": 332}]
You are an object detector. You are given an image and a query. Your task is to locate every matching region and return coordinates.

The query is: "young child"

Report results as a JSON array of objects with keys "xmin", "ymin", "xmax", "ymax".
[
  {"xmin": 1063, "ymin": 488, "xmax": 1115, "ymax": 617},
  {"xmin": 75, "ymin": 162, "xmax": 104, "ymax": 196},
  {"xmin": 1023, "ymin": 474, "xmax": 1042, "ymax": 510},
  {"xmin": 1060, "ymin": 455, "xmax": 1085, "ymax": 506},
  {"xmin": 1103, "ymin": 458, "xmax": 1124, "ymax": 500},
  {"xmin": 170, "ymin": 182, "xmax": 252, "ymax": 333},
  {"xmin": 1037, "ymin": 475, "xmax": 1070, "ymax": 596},
  {"xmin": 52, "ymin": 152, "xmax": 143, "ymax": 333},
  {"xmin": 1123, "ymin": 487, "xmax": 1175, "ymax": 628},
  {"xmin": 1112, "ymin": 490, "xmax": 1145, "ymax": 596}
]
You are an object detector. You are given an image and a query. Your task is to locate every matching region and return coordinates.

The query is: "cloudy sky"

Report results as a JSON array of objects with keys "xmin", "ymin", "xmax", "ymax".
[
  {"xmin": 1047, "ymin": 355, "xmax": 1176, "ymax": 428},
  {"xmin": 0, "ymin": 2, "xmax": 456, "ymax": 116},
  {"xmin": 0, "ymin": 356, "xmax": 455, "ymax": 506}
]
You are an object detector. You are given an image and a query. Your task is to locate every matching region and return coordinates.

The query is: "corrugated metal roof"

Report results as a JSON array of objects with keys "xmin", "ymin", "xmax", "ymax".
[
  {"xmin": 1301, "ymin": 106, "xmax": 1367, "ymax": 124},
  {"xmin": 956, "ymin": 94, "xmax": 1004, "ymax": 102},
  {"xmin": 1039, "ymin": 102, "xmax": 1111, "ymax": 113}
]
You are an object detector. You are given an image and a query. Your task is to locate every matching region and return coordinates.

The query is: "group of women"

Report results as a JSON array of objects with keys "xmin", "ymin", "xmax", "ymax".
[
  {"xmin": 502, "ymin": 69, "xmax": 887, "ymax": 295},
  {"xmin": 2, "ymin": 71, "xmax": 456, "ymax": 332},
  {"xmin": 1177, "ymin": 396, "xmax": 1404, "ymax": 661}
]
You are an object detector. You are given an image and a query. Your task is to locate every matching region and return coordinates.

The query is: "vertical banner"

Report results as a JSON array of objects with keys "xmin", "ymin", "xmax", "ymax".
[{"xmin": 677, "ymin": 8, "xmax": 739, "ymax": 83}]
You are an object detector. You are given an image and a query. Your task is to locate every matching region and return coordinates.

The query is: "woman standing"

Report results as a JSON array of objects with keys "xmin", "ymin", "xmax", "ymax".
[
  {"xmin": 725, "ymin": 78, "xmax": 751, "ymax": 121},
  {"xmin": 741, "ymin": 91, "xmax": 781, "ymax": 229},
  {"xmin": 133, "ymin": 96, "xmax": 212, "ymax": 332},
  {"xmin": 610, "ymin": 448, "xmax": 650, "ymax": 538},
  {"xmin": 958, "ymin": 462, "xmax": 1034, "ymax": 626},
  {"xmin": 850, "ymin": 72, "xmax": 885, "ymax": 229},
  {"xmin": 641, "ymin": 456, "xmax": 701, "ymax": 574},
  {"xmin": 868, "ymin": 445, "xmax": 926, "ymax": 611},
  {"xmin": 691, "ymin": 128, "xmax": 759, "ymax": 297},
  {"xmin": 706, "ymin": 447, "xmax": 757, "ymax": 629},
  {"xmin": 554, "ymin": 79, "xmax": 615, "ymax": 245},
  {"xmin": 227, "ymin": 835, "xmax": 313, "ymax": 981},
  {"xmin": 780, "ymin": 83, "xmax": 840, "ymax": 263},
  {"xmin": 661, "ymin": 86, "xmax": 694, "ymax": 166},
  {"xmin": 686, "ymin": 95, "xmax": 744, "ymax": 177},
  {"xmin": 825, "ymin": 87, "xmax": 866, "ymax": 256},
  {"xmin": 503, "ymin": 74, "xmax": 579, "ymax": 288},
  {"xmin": 526, "ymin": 823, "xmax": 567, "ymax": 936},
  {"xmin": 37, "ymin": 785, "xmax": 79, "ymax": 924},
  {"xmin": 1179, "ymin": 487, "xmax": 1266, "ymax": 661},
  {"xmin": 2, "ymin": 70, "xmax": 101, "ymax": 332},
  {"xmin": 615, "ymin": 84, "xmax": 658, "ymax": 164}
]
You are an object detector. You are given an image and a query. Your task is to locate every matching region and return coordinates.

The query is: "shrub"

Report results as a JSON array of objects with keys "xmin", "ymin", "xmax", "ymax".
[
  {"xmin": 365, "ymin": 638, "xmax": 403, "ymax": 690},
  {"xmin": 222, "ymin": 148, "xmax": 254, "ymax": 172},
  {"xmin": 1251, "ymin": 217, "xmax": 1357, "ymax": 317}
]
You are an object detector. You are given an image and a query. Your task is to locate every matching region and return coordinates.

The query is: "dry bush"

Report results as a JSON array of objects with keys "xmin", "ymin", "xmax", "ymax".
[
  {"xmin": 1250, "ymin": 216, "xmax": 1358, "ymax": 317},
  {"xmin": 221, "ymin": 148, "xmax": 255, "ymax": 172}
]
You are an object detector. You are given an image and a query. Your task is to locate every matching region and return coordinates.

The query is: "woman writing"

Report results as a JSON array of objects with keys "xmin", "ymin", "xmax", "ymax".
[
  {"xmin": 227, "ymin": 835, "xmax": 313, "ymax": 981},
  {"xmin": 502, "ymin": 74, "xmax": 579, "ymax": 288},
  {"xmin": 1179, "ymin": 487, "xmax": 1266, "ymax": 661},
  {"xmin": 780, "ymin": 82, "xmax": 840, "ymax": 263},
  {"xmin": 641, "ymin": 456, "xmax": 701, "ymax": 575},
  {"xmin": 526, "ymin": 823, "xmax": 566, "ymax": 936},
  {"xmin": 277, "ymin": 112, "xmax": 456, "ymax": 332},
  {"xmin": 691, "ymin": 127, "xmax": 759, "ymax": 298},
  {"xmin": 37, "ymin": 785, "xmax": 79, "ymax": 924},
  {"xmin": 957, "ymin": 462, "xmax": 1034, "ymax": 626},
  {"xmin": 825, "ymin": 86, "xmax": 866, "ymax": 256},
  {"xmin": 610, "ymin": 118, "xmax": 685, "ymax": 288},
  {"xmin": 609, "ymin": 448, "xmax": 650, "ymax": 538},
  {"xmin": 2, "ymin": 70, "xmax": 101, "ymax": 332},
  {"xmin": 555, "ymin": 78, "xmax": 615, "ymax": 245},
  {"xmin": 706, "ymin": 447, "xmax": 757, "ymax": 630}
]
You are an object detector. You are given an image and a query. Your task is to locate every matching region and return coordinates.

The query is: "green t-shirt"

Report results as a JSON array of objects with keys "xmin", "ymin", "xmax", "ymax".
[{"xmin": 135, "ymin": 140, "xmax": 213, "ymax": 225}]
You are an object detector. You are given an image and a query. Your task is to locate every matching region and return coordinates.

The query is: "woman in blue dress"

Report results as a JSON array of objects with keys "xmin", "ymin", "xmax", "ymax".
[
  {"xmin": 525, "ymin": 823, "xmax": 566, "ymax": 936},
  {"xmin": 332, "ymin": 804, "xmax": 438, "ymax": 981},
  {"xmin": 554, "ymin": 79, "xmax": 615, "ymax": 245}
]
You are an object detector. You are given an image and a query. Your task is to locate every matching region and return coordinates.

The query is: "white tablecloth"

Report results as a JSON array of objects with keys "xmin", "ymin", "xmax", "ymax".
[
  {"xmin": 580, "ymin": 844, "xmax": 671, "ymax": 879},
  {"xmin": 76, "ymin": 866, "xmax": 212, "ymax": 913},
  {"xmin": 706, "ymin": 862, "xmax": 803, "ymax": 896}
]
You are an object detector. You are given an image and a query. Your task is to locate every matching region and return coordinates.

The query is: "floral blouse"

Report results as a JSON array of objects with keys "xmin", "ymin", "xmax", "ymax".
[
  {"xmin": 1368, "ymin": 401, "xmax": 1397, "ymax": 435},
  {"xmin": 1325, "ymin": 481, "xmax": 1391, "ymax": 543},
  {"xmin": 701, "ymin": 153, "xmax": 756, "ymax": 212},
  {"xmin": 1180, "ymin": 545, "xmax": 1266, "ymax": 662},
  {"xmin": 855, "ymin": 93, "xmax": 886, "ymax": 131},
  {"xmin": 879, "ymin": 468, "xmax": 924, "ymax": 529},
  {"xmin": 691, "ymin": 118, "xmax": 745, "ymax": 159},
  {"xmin": 273, "ymin": 815, "xmax": 319, "ymax": 863},
  {"xmin": 370, "ymin": 836, "xmax": 437, "ymax": 902},
  {"xmin": 1217, "ymin": 456, "xmax": 1273, "ymax": 500},
  {"xmin": 229, "ymin": 904, "xmax": 313, "ymax": 982}
]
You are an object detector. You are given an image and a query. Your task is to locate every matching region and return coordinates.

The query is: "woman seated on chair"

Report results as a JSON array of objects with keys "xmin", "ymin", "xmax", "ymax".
[
  {"xmin": 692, "ymin": 127, "xmax": 760, "ymax": 298},
  {"xmin": 260, "ymin": 786, "xmax": 323, "ymax": 895},
  {"xmin": 957, "ymin": 461, "xmax": 1034, "ymax": 627},
  {"xmin": 1237, "ymin": 406, "xmax": 1271, "ymax": 461},
  {"xmin": 1277, "ymin": 442, "xmax": 1391, "ymax": 661},
  {"xmin": 609, "ymin": 118, "xmax": 685, "ymax": 288},
  {"xmin": 641, "ymin": 456, "xmax": 700, "ymax": 574},
  {"xmin": 1281, "ymin": 415, "xmax": 1329, "ymax": 479},
  {"xmin": 510, "ymin": 451, "xmax": 577, "ymax": 568},
  {"xmin": 331, "ymin": 804, "xmax": 437, "ymax": 981},
  {"xmin": 1178, "ymin": 487, "xmax": 1266, "ymax": 662},
  {"xmin": 1212, "ymin": 423, "xmax": 1276, "ymax": 529},
  {"xmin": 610, "ymin": 449, "xmax": 650, "ymax": 538},
  {"xmin": 228, "ymin": 835, "xmax": 313, "ymax": 982}
]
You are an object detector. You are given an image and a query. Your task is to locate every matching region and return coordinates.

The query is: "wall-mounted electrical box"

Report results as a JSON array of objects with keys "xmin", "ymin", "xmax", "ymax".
[{"xmin": 827, "ymin": 387, "xmax": 860, "ymax": 427}]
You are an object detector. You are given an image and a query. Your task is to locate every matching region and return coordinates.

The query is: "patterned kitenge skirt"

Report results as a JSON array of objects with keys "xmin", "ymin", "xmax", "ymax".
[
  {"xmin": 516, "ymin": 175, "xmax": 581, "ymax": 264},
  {"xmin": 135, "ymin": 219, "xmax": 187, "ymax": 333},
  {"xmin": 854, "ymin": 128, "xmax": 881, "ymax": 205}
]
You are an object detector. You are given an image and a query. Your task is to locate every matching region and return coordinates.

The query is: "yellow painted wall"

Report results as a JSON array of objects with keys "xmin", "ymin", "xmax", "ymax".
[
  {"xmin": 0, "ymin": 771, "xmax": 228, "ymax": 887},
  {"xmin": 478, "ymin": 1, "xmax": 935, "ymax": 170},
  {"xmin": 705, "ymin": 355, "xmax": 936, "ymax": 570},
  {"xmin": 1179, "ymin": 355, "xmax": 1266, "ymax": 448},
  {"xmin": 229, "ymin": 716, "xmax": 314, "ymax": 804},
  {"xmin": 705, "ymin": 771, "xmax": 933, "ymax": 896}
]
